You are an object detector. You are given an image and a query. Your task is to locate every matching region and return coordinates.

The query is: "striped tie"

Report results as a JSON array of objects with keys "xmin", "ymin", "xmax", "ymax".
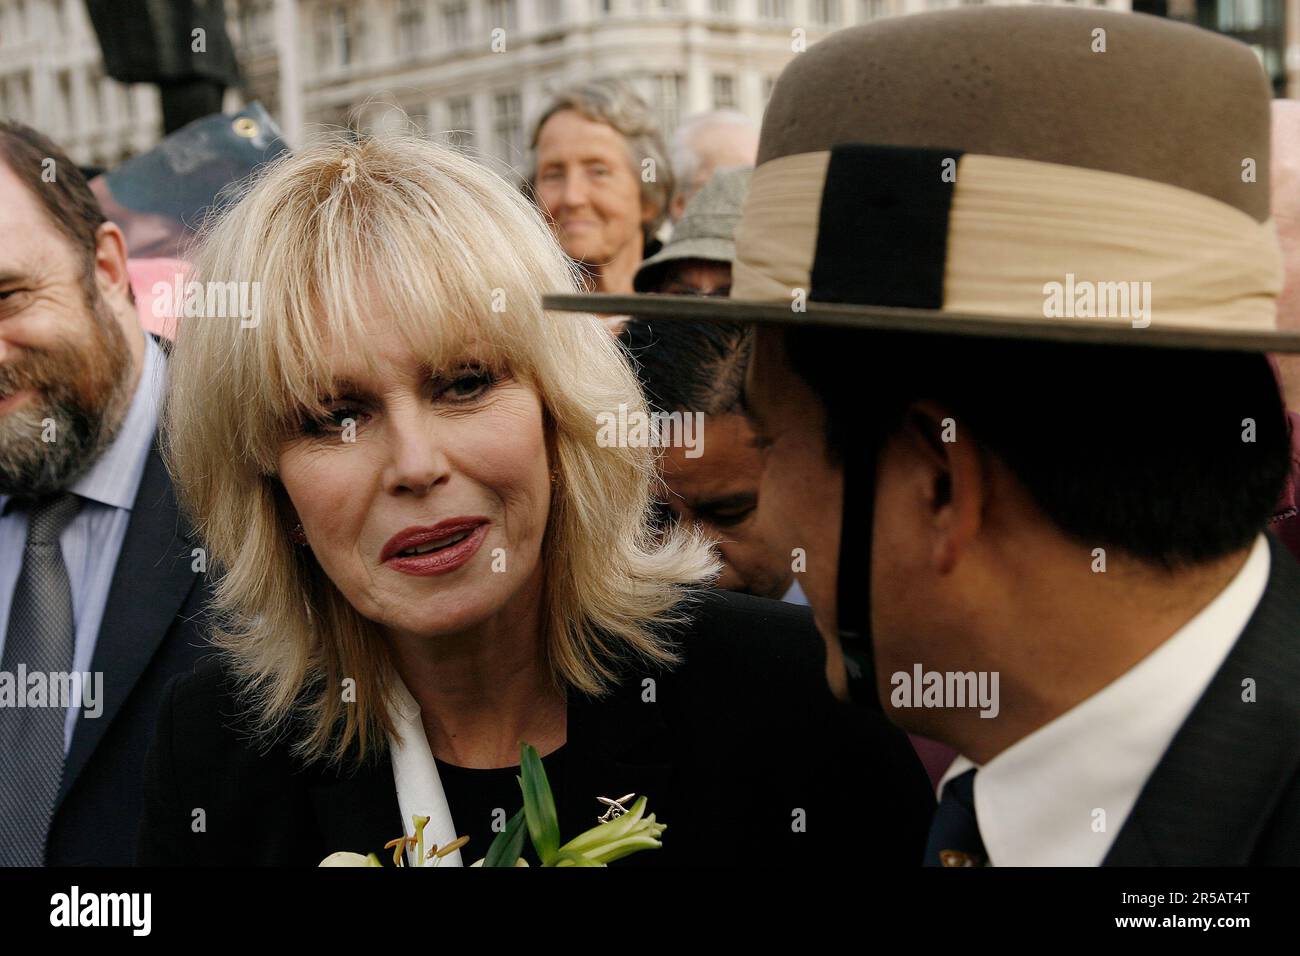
[{"xmin": 0, "ymin": 493, "xmax": 82, "ymax": 866}]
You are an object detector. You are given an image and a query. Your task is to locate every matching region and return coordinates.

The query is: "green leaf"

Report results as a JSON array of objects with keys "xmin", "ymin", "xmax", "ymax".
[
  {"xmin": 518, "ymin": 742, "xmax": 561, "ymax": 866},
  {"xmin": 483, "ymin": 807, "xmax": 527, "ymax": 868}
]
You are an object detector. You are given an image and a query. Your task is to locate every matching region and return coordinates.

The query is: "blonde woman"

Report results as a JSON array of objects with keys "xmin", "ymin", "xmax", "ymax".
[{"xmin": 136, "ymin": 133, "xmax": 932, "ymax": 866}]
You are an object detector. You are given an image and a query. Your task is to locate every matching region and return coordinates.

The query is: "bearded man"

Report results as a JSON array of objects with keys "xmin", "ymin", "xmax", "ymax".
[{"xmin": 0, "ymin": 121, "xmax": 212, "ymax": 866}]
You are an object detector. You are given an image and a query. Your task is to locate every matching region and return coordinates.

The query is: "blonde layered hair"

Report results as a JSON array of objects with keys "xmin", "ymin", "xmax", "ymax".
[{"xmin": 164, "ymin": 131, "xmax": 718, "ymax": 766}]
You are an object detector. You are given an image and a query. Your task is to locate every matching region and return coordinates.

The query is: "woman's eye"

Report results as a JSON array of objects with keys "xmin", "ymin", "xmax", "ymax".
[
  {"xmin": 302, "ymin": 405, "xmax": 364, "ymax": 436},
  {"xmin": 437, "ymin": 368, "xmax": 497, "ymax": 402}
]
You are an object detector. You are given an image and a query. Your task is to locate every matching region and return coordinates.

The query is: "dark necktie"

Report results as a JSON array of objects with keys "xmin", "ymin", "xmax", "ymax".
[
  {"xmin": 0, "ymin": 493, "xmax": 82, "ymax": 866},
  {"xmin": 923, "ymin": 767, "xmax": 987, "ymax": 867}
]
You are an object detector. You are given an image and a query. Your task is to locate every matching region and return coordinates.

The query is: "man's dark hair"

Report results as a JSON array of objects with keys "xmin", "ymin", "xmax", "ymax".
[
  {"xmin": 0, "ymin": 120, "xmax": 107, "ymax": 271},
  {"xmin": 619, "ymin": 318, "xmax": 753, "ymax": 415},
  {"xmin": 784, "ymin": 326, "xmax": 1291, "ymax": 570}
]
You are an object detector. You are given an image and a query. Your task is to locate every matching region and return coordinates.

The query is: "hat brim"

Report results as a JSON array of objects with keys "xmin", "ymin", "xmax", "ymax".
[{"xmin": 544, "ymin": 293, "xmax": 1300, "ymax": 354}]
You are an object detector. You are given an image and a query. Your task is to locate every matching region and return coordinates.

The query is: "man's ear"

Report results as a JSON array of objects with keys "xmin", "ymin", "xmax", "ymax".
[
  {"xmin": 898, "ymin": 400, "xmax": 986, "ymax": 575},
  {"xmin": 92, "ymin": 220, "xmax": 132, "ymax": 308}
]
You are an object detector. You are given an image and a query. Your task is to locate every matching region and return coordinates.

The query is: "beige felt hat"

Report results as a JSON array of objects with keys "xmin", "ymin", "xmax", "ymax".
[{"xmin": 546, "ymin": 7, "xmax": 1300, "ymax": 352}]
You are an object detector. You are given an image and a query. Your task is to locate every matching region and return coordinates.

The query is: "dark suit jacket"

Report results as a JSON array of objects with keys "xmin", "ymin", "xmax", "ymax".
[
  {"xmin": 1104, "ymin": 533, "xmax": 1300, "ymax": 864},
  {"xmin": 45, "ymin": 441, "xmax": 213, "ymax": 865},
  {"xmin": 137, "ymin": 590, "xmax": 935, "ymax": 866}
]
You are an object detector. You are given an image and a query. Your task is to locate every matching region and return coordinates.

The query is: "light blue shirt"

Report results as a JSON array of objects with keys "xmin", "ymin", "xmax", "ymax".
[
  {"xmin": 0, "ymin": 334, "xmax": 165, "ymax": 752},
  {"xmin": 781, "ymin": 578, "xmax": 809, "ymax": 606}
]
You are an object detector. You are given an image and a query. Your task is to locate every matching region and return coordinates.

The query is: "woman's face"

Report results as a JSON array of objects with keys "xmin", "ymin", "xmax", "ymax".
[
  {"xmin": 533, "ymin": 109, "xmax": 652, "ymax": 267},
  {"xmin": 277, "ymin": 327, "xmax": 553, "ymax": 641}
]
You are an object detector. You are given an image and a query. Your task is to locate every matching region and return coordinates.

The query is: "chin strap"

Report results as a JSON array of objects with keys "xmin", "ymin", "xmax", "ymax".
[{"xmin": 836, "ymin": 423, "xmax": 887, "ymax": 711}]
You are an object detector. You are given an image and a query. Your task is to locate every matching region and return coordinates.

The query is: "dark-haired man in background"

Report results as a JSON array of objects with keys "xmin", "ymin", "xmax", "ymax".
[
  {"xmin": 0, "ymin": 122, "xmax": 211, "ymax": 865},
  {"xmin": 620, "ymin": 168, "xmax": 801, "ymax": 604}
]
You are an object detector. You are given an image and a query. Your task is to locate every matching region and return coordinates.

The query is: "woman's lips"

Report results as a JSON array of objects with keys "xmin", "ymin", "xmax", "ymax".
[{"xmin": 383, "ymin": 522, "xmax": 489, "ymax": 577}]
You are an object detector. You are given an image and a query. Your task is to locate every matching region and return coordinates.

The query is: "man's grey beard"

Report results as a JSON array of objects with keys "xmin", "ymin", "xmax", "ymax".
[{"xmin": 0, "ymin": 284, "xmax": 135, "ymax": 498}]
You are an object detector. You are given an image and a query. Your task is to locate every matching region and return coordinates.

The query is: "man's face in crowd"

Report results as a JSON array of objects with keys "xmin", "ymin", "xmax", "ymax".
[
  {"xmin": 0, "ymin": 159, "xmax": 135, "ymax": 496},
  {"xmin": 659, "ymin": 258, "xmax": 731, "ymax": 297},
  {"xmin": 744, "ymin": 327, "xmax": 844, "ymax": 637},
  {"xmin": 533, "ymin": 109, "xmax": 654, "ymax": 268},
  {"xmin": 660, "ymin": 411, "xmax": 792, "ymax": 600},
  {"xmin": 745, "ymin": 326, "xmax": 1005, "ymax": 726},
  {"xmin": 654, "ymin": 258, "xmax": 788, "ymax": 597}
]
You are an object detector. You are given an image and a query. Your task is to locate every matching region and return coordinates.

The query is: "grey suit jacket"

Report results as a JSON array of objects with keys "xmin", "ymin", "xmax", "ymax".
[{"xmin": 45, "ymin": 439, "xmax": 214, "ymax": 865}]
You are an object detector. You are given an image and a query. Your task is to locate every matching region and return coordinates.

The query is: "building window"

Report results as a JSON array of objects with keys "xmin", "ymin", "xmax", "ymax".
[
  {"xmin": 650, "ymin": 73, "xmax": 685, "ymax": 135},
  {"xmin": 710, "ymin": 0, "xmax": 734, "ymax": 13},
  {"xmin": 811, "ymin": 0, "xmax": 839, "ymax": 24},
  {"xmin": 237, "ymin": 0, "xmax": 275, "ymax": 53},
  {"xmin": 486, "ymin": 0, "xmax": 518, "ymax": 31},
  {"xmin": 10, "ymin": 0, "xmax": 27, "ymax": 40},
  {"xmin": 58, "ymin": 71, "xmax": 74, "ymax": 132},
  {"xmin": 540, "ymin": 0, "xmax": 564, "ymax": 22},
  {"xmin": 314, "ymin": 4, "xmax": 364, "ymax": 69},
  {"xmin": 492, "ymin": 90, "xmax": 523, "ymax": 166},
  {"xmin": 314, "ymin": 11, "xmax": 332, "ymax": 69},
  {"xmin": 86, "ymin": 70, "xmax": 105, "ymax": 125},
  {"xmin": 334, "ymin": 5, "xmax": 353, "ymax": 66},
  {"xmin": 757, "ymin": 0, "xmax": 789, "ymax": 18},
  {"xmin": 442, "ymin": 2, "xmax": 469, "ymax": 46},
  {"xmin": 446, "ymin": 96, "xmax": 476, "ymax": 153},
  {"xmin": 859, "ymin": 0, "xmax": 887, "ymax": 19},
  {"xmin": 1215, "ymin": 0, "xmax": 1267, "ymax": 30},
  {"xmin": 712, "ymin": 74, "xmax": 737, "ymax": 110},
  {"xmin": 396, "ymin": 0, "xmax": 427, "ymax": 55}
]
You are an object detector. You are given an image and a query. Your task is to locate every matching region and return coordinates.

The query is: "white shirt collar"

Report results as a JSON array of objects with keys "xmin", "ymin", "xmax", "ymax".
[
  {"xmin": 938, "ymin": 534, "xmax": 1270, "ymax": 866},
  {"xmin": 387, "ymin": 676, "xmax": 464, "ymax": 867}
]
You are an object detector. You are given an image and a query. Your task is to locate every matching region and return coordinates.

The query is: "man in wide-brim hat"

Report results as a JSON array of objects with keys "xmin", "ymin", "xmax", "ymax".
[{"xmin": 547, "ymin": 7, "xmax": 1300, "ymax": 865}]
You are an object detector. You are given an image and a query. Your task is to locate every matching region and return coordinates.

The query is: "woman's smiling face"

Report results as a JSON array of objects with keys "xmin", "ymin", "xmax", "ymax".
[{"xmin": 277, "ymin": 325, "xmax": 553, "ymax": 641}]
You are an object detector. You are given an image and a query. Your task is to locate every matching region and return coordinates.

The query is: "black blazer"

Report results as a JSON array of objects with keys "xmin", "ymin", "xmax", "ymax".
[
  {"xmin": 1103, "ymin": 533, "xmax": 1300, "ymax": 864},
  {"xmin": 46, "ymin": 440, "xmax": 214, "ymax": 865},
  {"xmin": 137, "ymin": 589, "xmax": 935, "ymax": 866}
]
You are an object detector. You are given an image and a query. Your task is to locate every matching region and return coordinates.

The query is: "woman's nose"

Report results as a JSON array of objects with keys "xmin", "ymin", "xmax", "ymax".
[
  {"xmin": 561, "ymin": 169, "xmax": 589, "ymax": 209},
  {"xmin": 383, "ymin": 414, "xmax": 451, "ymax": 496}
]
